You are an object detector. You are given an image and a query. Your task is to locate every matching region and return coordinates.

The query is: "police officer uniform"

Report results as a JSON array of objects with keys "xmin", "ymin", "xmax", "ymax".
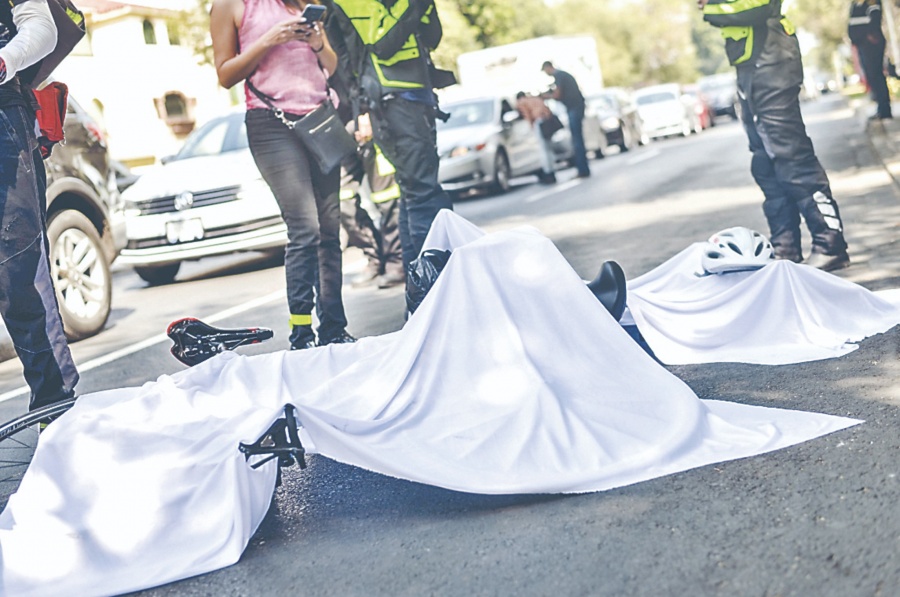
[
  {"xmin": 339, "ymin": 138, "xmax": 404, "ymax": 287},
  {"xmin": 325, "ymin": 0, "xmax": 453, "ymax": 276},
  {"xmin": 849, "ymin": 0, "xmax": 892, "ymax": 120},
  {"xmin": 0, "ymin": 0, "xmax": 79, "ymax": 409},
  {"xmin": 702, "ymin": 0, "xmax": 849, "ymax": 271}
]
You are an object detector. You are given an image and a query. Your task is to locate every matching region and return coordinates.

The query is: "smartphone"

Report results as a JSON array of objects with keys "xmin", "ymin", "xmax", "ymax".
[{"xmin": 299, "ymin": 4, "xmax": 326, "ymax": 24}]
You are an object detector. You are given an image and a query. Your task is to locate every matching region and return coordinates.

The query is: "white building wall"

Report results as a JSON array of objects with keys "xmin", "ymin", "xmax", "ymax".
[{"xmin": 53, "ymin": 14, "xmax": 235, "ymax": 168}]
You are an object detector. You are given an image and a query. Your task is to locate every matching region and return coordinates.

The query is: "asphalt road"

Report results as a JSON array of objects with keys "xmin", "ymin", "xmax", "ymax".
[{"xmin": 3, "ymin": 94, "xmax": 900, "ymax": 596}]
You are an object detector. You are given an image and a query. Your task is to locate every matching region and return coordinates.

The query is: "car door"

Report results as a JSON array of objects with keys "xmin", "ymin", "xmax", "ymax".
[{"xmin": 498, "ymin": 99, "xmax": 541, "ymax": 176}]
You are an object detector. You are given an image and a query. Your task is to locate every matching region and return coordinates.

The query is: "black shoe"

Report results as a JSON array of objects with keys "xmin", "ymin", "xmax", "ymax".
[
  {"xmin": 317, "ymin": 331, "xmax": 356, "ymax": 346},
  {"xmin": 575, "ymin": 171, "xmax": 591, "ymax": 179},
  {"xmin": 805, "ymin": 251, "xmax": 850, "ymax": 272},
  {"xmin": 774, "ymin": 252, "xmax": 802, "ymax": 264},
  {"xmin": 538, "ymin": 172, "xmax": 557, "ymax": 184},
  {"xmin": 586, "ymin": 261, "xmax": 627, "ymax": 321},
  {"xmin": 290, "ymin": 338, "xmax": 317, "ymax": 351}
]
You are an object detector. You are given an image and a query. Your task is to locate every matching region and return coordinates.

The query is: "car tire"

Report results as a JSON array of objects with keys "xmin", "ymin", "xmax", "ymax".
[
  {"xmin": 619, "ymin": 125, "xmax": 633, "ymax": 152},
  {"xmin": 47, "ymin": 209, "xmax": 112, "ymax": 341},
  {"xmin": 135, "ymin": 263, "xmax": 182, "ymax": 286},
  {"xmin": 491, "ymin": 150, "xmax": 511, "ymax": 194}
]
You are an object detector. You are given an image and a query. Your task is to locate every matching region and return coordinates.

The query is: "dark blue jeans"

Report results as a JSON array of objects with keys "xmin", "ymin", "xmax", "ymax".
[
  {"xmin": 246, "ymin": 109, "xmax": 347, "ymax": 344},
  {"xmin": 370, "ymin": 98, "xmax": 454, "ymax": 274},
  {"xmin": 0, "ymin": 104, "xmax": 78, "ymax": 409},
  {"xmin": 567, "ymin": 107, "xmax": 590, "ymax": 177}
]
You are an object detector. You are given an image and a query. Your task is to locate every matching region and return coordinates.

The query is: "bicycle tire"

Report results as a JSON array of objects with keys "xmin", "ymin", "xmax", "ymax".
[{"xmin": 0, "ymin": 398, "xmax": 77, "ymax": 507}]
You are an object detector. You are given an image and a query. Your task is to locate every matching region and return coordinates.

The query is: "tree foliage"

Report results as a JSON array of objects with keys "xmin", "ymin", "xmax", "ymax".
[{"xmin": 174, "ymin": 0, "xmax": 741, "ymax": 88}]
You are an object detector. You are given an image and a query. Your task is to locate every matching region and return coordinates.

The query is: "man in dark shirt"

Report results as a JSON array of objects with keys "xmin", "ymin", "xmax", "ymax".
[
  {"xmin": 849, "ymin": 0, "xmax": 892, "ymax": 119},
  {"xmin": 542, "ymin": 61, "xmax": 590, "ymax": 178}
]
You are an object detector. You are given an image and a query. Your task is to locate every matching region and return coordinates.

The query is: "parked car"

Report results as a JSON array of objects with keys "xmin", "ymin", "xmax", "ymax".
[
  {"xmin": 633, "ymin": 84, "xmax": 698, "ymax": 139},
  {"xmin": 698, "ymin": 73, "xmax": 741, "ymax": 120},
  {"xmin": 682, "ymin": 85, "xmax": 715, "ymax": 130},
  {"xmin": 548, "ymin": 98, "xmax": 608, "ymax": 162},
  {"xmin": 586, "ymin": 88, "xmax": 648, "ymax": 152},
  {"xmin": 118, "ymin": 110, "xmax": 286, "ymax": 285},
  {"xmin": 44, "ymin": 95, "xmax": 126, "ymax": 340},
  {"xmin": 436, "ymin": 95, "xmax": 545, "ymax": 196}
]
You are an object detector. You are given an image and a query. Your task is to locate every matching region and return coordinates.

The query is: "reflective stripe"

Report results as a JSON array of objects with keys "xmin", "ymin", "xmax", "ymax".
[
  {"xmin": 374, "ymin": 145, "xmax": 396, "ymax": 176},
  {"xmin": 371, "ymin": 184, "xmax": 400, "ymax": 203},
  {"xmin": 289, "ymin": 314, "xmax": 312, "ymax": 327},
  {"xmin": 704, "ymin": 0, "xmax": 770, "ymax": 16},
  {"xmin": 848, "ymin": 16, "xmax": 871, "ymax": 25},
  {"xmin": 722, "ymin": 26, "xmax": 754, "ymax": 64},
  {"xmin": 340, "ymin": 188, "xmax": 357, "ymax": 201},
  {"xmin": 780, "ymin": 16, "xmax": 795, "ymax": 35}
]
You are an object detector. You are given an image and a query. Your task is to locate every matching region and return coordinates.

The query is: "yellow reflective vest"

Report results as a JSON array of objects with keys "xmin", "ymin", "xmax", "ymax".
[
  {"xmin": 702, "ymin": 0, "xmax": 793, "ymax": 65},
  {"xmin": 327, "ymin": 0, "xmax": 440, "ymax": 97}
]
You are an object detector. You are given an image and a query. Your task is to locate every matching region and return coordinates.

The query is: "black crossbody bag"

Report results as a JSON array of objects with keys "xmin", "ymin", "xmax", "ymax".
[{"xmin": 246, "ymin": 74, "xmax": 356, "ymax": 174}]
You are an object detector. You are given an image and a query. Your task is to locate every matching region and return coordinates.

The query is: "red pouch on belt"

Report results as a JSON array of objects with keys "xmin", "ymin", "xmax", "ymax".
[{"xmin": 33, "ymin": 81, "xmax": 69, "ymax": 158}]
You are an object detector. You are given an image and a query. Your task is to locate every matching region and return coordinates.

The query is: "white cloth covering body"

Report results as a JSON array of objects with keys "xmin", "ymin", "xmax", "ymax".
[
  {"xmin": 0, "ymin": 211, "xmax": 860, "ymax": 596},
  {"xmin": 626, "ymin": 242, "xmax": 900, "ymax": 365}
]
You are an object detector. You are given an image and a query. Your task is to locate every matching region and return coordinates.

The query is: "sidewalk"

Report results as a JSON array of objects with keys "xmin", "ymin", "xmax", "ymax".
[{"xmin": 864, "ymin": 103, "xmax": 900, "ymax": 190}]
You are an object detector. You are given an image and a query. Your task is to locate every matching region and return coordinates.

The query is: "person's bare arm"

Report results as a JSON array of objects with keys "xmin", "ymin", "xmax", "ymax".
[
  {"xmin": 302, "ymin": 21, "xmax": 337, "ymax": 74},
  {"xmin": 210, "ymin": 0, "xmax": 311, "ymax": 88}
]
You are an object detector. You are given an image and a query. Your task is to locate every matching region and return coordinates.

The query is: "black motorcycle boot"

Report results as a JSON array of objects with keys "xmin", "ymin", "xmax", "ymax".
[
  {"xmin": 762, "ymin": 195, "xmax": 802, "ymax": 262},
  {"xmin": 798, "ymin": 191, "xmax": 849, "ymax": 268}
]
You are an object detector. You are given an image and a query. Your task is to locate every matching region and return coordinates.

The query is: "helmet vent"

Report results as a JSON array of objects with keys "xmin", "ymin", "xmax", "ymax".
[{"xmin": 727, "ymin": 242, "xmax": 743, "ymax": 255}]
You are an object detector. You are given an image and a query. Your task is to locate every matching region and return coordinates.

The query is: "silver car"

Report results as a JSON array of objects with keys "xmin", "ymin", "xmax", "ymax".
[
  {"xmin": 437, "ymin": 96, "xmax": 544, "ymax": 196},
  {"xmin": 118, "ymin": 111, "xmax": 286, "ymax": 285}
]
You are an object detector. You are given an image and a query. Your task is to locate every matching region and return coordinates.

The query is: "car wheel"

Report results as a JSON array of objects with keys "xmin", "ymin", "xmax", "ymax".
[
  {"xmin": 135, "ymin": 263, "xmax": 182, "ymax": 286},
  {"xmin": 619, "ymin": 125, "xmax": 633, "ymax": 152},
  {"xmin": 491, "ymin": 150, "xmax": 511, "ymax": 194},
  {"xmin": 47, "ymin": 209, "xmax": 112, "ymax": 341}
]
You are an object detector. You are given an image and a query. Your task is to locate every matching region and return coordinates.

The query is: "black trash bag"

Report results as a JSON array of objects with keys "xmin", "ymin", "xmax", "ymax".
[{"xmin": 405, "ymin": 249, "xmax": 452, "ymax": 315}]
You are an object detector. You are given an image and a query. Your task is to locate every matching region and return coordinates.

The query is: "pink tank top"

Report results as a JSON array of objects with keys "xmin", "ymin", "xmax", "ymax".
[{"xmin": 239, "ymin": 0, "xmax": 329, "ymax": 115}]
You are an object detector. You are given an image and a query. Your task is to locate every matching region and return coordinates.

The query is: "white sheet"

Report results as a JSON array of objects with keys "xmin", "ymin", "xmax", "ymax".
[
  {"xmin": 0, "ymin": 212, "xmax": 861, "ymax": 597},
  {"xmin": 627, "ymin": 242, "xmax": 900, "ymax": 365}
]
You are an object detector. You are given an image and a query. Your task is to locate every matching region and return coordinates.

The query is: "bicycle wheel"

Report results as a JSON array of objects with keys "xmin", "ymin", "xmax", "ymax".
[{"xmin": 0, "ymin": 398, "xmax": 77, "ymax": 508}]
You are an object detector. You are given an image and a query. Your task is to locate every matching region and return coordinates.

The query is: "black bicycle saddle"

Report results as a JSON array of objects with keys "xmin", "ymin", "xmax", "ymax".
[
  {"xmin": 586, "ymin": 260, "xmax": 628, "ymax": 322},
  {"xmin": 167, "ymin": 317, "xmax": 274, "ymax": 366}
]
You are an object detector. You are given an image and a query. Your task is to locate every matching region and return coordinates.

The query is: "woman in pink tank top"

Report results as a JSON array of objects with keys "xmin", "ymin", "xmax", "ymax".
[{"xmin": 210, "ymin": 0, "xmax": 354, "ymax": 349}]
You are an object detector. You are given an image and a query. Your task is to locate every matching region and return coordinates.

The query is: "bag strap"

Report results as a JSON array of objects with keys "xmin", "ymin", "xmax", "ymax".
[
  {"xmin": 245, "ymin": 78, "xmax": 299, "ymax": 128},
  {"xmin": 245, "ymin": 41, "xmax": 334, "ymax": 129}
]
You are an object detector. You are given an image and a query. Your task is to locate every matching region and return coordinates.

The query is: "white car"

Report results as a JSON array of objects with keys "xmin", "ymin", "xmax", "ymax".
[
  {"xmin": 633, "ymin": 83, "xmax": 698, "ymax": 139},
  {"xmin": 118, "ymin": 111, "xmax": 286, "ymax": 285}
]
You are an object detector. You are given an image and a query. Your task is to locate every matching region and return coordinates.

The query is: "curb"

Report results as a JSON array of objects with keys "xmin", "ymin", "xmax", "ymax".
[{"xmin": 863, "ymin": 111, "xmax": 900, "ymax": 191}]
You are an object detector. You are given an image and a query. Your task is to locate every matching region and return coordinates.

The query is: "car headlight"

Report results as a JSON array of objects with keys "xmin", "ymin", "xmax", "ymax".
[{"xmin": 601, "ymin": 117, "xmax": 620, "ymax": 131}]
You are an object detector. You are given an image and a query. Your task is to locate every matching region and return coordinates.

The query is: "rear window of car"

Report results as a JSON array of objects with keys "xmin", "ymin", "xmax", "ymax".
[
  {"xmin": 636, "ymin": 92, "xmax": 677, "ymax": 105},
  {"xmin": 438, "ymin": 100, "xmax": 495, "ymax": 130}
]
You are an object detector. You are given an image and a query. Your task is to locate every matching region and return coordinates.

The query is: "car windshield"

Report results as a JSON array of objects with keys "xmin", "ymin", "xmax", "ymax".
[
  {"xmin": 438, "ymin": 100, "xmax": 495, "ymax": 130},
  {"xmin": 636, "ymin": 92, "xmax": 677, "ymax": 105},
  {"xmin": 173, "ymin": 114, "xmax": 248, "ymax": 160}
]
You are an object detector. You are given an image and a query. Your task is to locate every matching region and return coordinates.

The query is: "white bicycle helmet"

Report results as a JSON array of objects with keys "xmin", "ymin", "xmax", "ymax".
[{"xmin": 701, "ymin": 227, "xmax": 775, "ymax": 274}]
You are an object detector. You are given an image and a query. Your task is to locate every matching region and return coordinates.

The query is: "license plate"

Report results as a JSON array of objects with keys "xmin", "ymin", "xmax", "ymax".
[{"xmin": 165, "ymin": 219, "xmax": 204, "ymax": 244}]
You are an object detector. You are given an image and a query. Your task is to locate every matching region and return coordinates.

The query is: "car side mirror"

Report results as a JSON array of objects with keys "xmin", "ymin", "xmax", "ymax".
[{"xmin": 502, "ymin": 111, "xmax": 521, "ymax": 124}]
